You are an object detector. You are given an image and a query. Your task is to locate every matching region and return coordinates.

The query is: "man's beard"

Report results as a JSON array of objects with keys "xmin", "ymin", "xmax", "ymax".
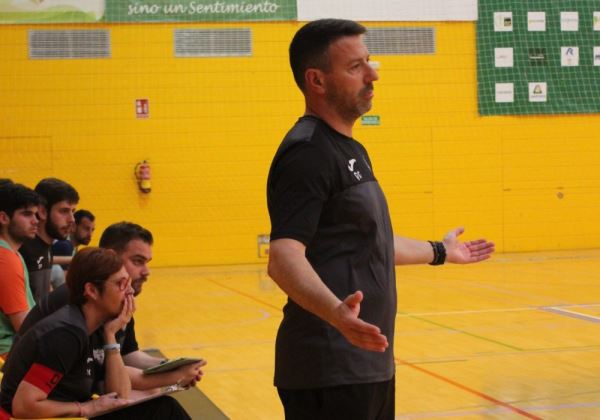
[
  {"xmin": 132, "ymin": 276, "xmax": 147, "ymax": 296},
  {"xmin": 325, "ymin": 83, "xmax": 373, "ymax": 124},
  {"xmin": 75, "ymin": 232, "xmax": 91, "ymax": 245},
  {"xmin": 45, "ymin": 216, "xmax": 67, "ymax": 240},
  {"xmin": 8, "ymin": 222, "xmax": 33, "ymax": 243}
]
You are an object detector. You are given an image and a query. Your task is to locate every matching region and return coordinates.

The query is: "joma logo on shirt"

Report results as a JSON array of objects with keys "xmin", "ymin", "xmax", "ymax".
[
  {"xmin": 347, "ymin": 159, "xmax": 362, "ymax": 181},
  {"xmin": 93, "ymin": 348, "xmax": 105, "ymax": 365}
]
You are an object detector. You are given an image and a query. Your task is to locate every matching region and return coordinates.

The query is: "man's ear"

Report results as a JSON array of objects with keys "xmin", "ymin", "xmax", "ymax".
[
  {"xmin": 84, "ymin": 282, "xmax": 100, "ymax": 302},
  {"xmin": 36, "ymin": 206, "xmax": 47, "ymax": 223},
  {"xmin": 0, "ymin": 211, "xmax": 9, "ymax": 226},
  {"xmin": 305, "ymin": 69, "xmax": 326, "ymax": 94}
]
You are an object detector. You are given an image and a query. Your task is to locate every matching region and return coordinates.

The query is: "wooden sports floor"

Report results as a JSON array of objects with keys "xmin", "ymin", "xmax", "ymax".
[{"xmin": 135, "ymin": 249, "xmax": 600, "ymax": 419}]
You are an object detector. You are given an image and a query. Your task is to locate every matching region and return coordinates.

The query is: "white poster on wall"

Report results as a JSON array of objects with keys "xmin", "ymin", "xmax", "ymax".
[
  {"xmin": 495, "ymin": 83, "xmax": 514, "ymax": 103},
  {"xmin": 529, "ymin": 82, "xmax": 547, "ymax": 102},
  {"xmin": 495, "ymin": 47, "xmax": 513, "ymax": 68},
  {"xmin": 297, "ymin": 0, "xmax": 477, "ymax": 21},
  {"xmin": 561, "ymin": 46, "xmax": 579, "ymax": 66}
]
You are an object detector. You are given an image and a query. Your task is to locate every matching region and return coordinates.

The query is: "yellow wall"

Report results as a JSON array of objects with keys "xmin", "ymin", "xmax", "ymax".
[{"xmin": 1, "ymin": 21, "xmax": 600, "ymax": 267}]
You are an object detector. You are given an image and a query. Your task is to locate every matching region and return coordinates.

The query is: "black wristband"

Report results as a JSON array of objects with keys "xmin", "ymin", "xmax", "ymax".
[{"xmin": 428, "ymin": 241, "xmax": 446, "ymax": 265}]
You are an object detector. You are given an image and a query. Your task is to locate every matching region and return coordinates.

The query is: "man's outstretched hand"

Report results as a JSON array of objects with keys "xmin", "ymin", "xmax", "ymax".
[
  {"xmin": 329, "ymin": 291, "xmax": 388, "ymax": 353},
  {"xmin": 443, "ymin": 227, "xmax": 495, "ymax": 264}
]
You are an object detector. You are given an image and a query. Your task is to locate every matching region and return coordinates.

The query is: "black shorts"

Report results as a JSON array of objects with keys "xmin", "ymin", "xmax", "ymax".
[{"xmin": 277, "ymin": 376, "xmax": 395, "ymax": 420}]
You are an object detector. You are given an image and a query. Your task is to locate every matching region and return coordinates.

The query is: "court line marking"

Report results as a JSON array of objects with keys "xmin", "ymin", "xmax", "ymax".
[
  {"xmin": 542, "ymin": 306, "xmax": 600, "ymax": 323},
  {"xmin": 205, "ymin": 278, "xmax": 600, "ymax": 352},
  {"xmin": 397, "ymin": 307, "xmax": 535, "ymax": 317},
  {"xmin": 397, "ymin": 358, "xmax": 543, "ymax": 420},
  {"xmin": 397, "ymin": 400, "xmax": 600, "ymax": 418},
  {"xmin": 398, "ymin": 311, "xmax": 524, "ymax": 351},
  {"xmin": 402, "ymin": 344, "xmax": 600, "ymax": 365},
  {"xmin": 209, "ymin": 278, "xmax": 526, "ymax": 351},
  {"xmin": 206, "ymin": 279, "xmax": 592, "ymax": 419},
  {"xmin": 206, "ymin": 278, "xmax": 282, "ymax": 312},
  {"xmin": 398, "ymin": 303, "xmax": 600, "ymax": 317}
]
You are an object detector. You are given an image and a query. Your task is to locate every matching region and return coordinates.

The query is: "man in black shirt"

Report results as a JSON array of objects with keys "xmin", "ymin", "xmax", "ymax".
[
  {"xmin": 51, "ymin": 209, "xmax": 96, "ymax": 288},
  {"xmin": 19, "ymin": 178, "xmax": 79, "ymax": 302},
  {"xmin": 16, "ymin": 222, "xmax": 205, "ymax": 391},
  {"xmin": 267, "ymin": 19, "xmax": 496, "ymax": 420},
  {"xmin": 1, "ymin": 247, "xmax": 191, "ymax": 419}
]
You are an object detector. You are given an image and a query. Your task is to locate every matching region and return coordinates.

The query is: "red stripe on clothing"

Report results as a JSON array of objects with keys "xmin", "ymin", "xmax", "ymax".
[
  {"xmin": 23, "ymin": 363, "xmax": 63, "ymax": 395},
  {"xmin": 0, "ymin": 407, "xmax": 11, "ymax": 420}
]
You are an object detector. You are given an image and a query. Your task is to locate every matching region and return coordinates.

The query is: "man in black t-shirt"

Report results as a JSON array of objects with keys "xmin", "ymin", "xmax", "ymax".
[
  {"xmin": 19, "ymin": 178, "xmax": 79, "ymax": 302},
  {"xmin": 53, "ymin": 209, "xmax": 96, "ymax": 270},
  {"xmin": 267, "ymin": 19, "xmax": 496, "ymax": 420},
  {"xmin": 51, "ymin": 209, "xmax": 96, "ymax": 289}
]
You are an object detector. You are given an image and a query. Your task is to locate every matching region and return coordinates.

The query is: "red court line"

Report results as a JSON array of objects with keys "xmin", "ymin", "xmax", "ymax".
[
  {"xmin": 207, "ymin": 278, "xmax": 283, "ymax": 312},
  {"xmin": 208, "ymin": 277, "xmax": 541, "ymax": 419},
  {"xmin": 396, "ymin": 358, "xmax": 542, "ymax": 420}
]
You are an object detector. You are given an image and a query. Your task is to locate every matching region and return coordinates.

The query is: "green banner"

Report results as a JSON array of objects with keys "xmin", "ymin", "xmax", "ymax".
[
  {"xmin": 105, "ymin": 0, "xmax": 296, "ymax": 22},
  {"xmin": 0, "ymin": 0, "xmax": 104, "ymax": 23},
  {"xmin": 478, "ymin": 0, "xmax": 600, "ymax": 115},
  {"xmin": 0, "ymin": 0, "xmax": 296, "ymax": 23}
]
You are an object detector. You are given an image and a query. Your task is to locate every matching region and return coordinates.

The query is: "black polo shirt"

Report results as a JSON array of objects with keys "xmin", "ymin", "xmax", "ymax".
[
  {"xmin": 13, "ymin": 284, "xmax": 138, "ymax": 382},
  {"xmin": 0, "ymin": 305, "xmax": 94, "ymax": 415},
  {"xmin": 19, "ymin": 235, "xmax": 52, "ymax": 303},
  {"xmin": 267, "ymin": 116, "xmax": 396, "ymax": 389}
]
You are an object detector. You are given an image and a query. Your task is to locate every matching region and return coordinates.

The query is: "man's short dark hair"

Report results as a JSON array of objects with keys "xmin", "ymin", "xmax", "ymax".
[
  {"xmin": 0, "ymin": 179, "xmax": 13, "ymax": 188},
  {"xmin": 289, "ymin": 19, "xmax": 366, "ymax": 91},
  {"xmin": 0, "ymin": 182, "xmax": 42, "ymax": 218},
  {"xmin": 35, "ymin": 178, "xmax": 79, "ymax": 212},
  {"xmin": 74, "ymin": 209, "xmax": 95, "ymax": 225},
  {"xmin": 99, "ymin": 222, "xmax": 153, "ymax": 253}
]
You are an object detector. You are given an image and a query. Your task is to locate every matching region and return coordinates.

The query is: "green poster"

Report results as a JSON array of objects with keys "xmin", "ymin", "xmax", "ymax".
[
  {"xmin": 478, "ymin": 0, "xmax": 600, "ymax": 115},
  {"xmin": 104, "ymin": 0, "xmax": 296, "ymax": 22},
  {"xmin": 0, "ymin": 0, "xmax": 296, "ymax": 23},
  {"xmin": 0, "ymin": 0, "xmax": 104, "ymax": 23}
]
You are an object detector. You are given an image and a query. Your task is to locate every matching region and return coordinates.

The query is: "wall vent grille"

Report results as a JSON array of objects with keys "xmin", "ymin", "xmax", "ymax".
[
  {"xmin": 29, "ymin": 30, "xmax": 111, "ymax": 59},
  {"xmin": 174, "ymin": 28, "xmax": 252, "ymax": 57},
  {"xmin": 365, "ymin": 27, "xmax": 435, "ymax": 55}
]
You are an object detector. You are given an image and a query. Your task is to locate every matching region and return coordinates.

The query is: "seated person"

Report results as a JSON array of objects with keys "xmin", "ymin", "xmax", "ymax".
[
  {"xmin": 19, "ymin": 178, "xmax": 79, "ymax": 303},
  {"xmin": 0, "ymin": 247, "xmax": 190, "ymax": 419},
  {"xmin": 51, "ymin": 209, "xmax": 96, "ymax": 289},
  {"xmin": 50, "ymin": 237, "xmax": 74, "ymax": 289},
  {"xmin": 0, "ymin": 182, "xmax": 41, "ymax": 358},
  {"xmin": 13, "ymin": 222, "xmax": 205, "ymax": 392}
]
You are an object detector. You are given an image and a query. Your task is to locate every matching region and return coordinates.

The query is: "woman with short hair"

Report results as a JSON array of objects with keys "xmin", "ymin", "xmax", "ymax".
[{"xmin": 0, "ymin": 247, "xmax": 189, "ymax": 419}]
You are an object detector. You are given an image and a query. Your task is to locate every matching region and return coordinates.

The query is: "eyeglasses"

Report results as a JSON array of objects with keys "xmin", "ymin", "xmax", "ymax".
[{"xmin": 110, "ymin": 277, "xmax": 131, "ymax": 291}]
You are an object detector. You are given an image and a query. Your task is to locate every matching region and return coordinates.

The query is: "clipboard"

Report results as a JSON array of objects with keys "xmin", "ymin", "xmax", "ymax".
[
  {"xmin": 142, "ymin": 357, "xmax": 204, "ymax": 375},
  {"xmin": 91, "ymin": 384, "xmax": 188, "ymax": 416}
]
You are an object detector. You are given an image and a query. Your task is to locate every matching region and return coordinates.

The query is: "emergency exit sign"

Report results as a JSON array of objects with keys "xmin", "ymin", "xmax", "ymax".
[{"xmin": 361, "ymin": 115, "xmax": 380, "ymax": 126}]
